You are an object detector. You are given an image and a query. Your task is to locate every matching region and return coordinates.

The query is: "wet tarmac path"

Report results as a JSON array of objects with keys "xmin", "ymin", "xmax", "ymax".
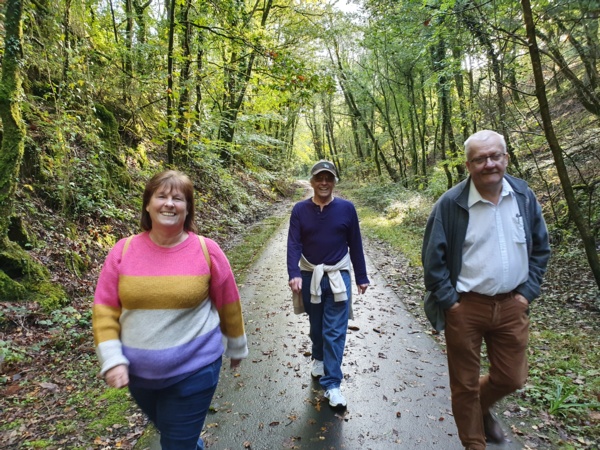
[{"xmin": 147, "ymin": 199, "xmax": 525, "ymax": 450}]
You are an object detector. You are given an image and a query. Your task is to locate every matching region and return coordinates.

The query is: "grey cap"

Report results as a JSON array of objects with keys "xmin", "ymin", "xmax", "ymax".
[{"xmin": 310, "ymin": 160, "xmax": 338, "ymax": 178}]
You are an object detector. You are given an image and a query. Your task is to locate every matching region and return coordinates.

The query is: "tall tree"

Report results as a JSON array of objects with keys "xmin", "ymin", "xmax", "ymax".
[
  {"xmin": 0, "ymin": 0, "xmax": 66, "ymax": 302},
  {"xmin": 174, "ymin": 0, "xmax": 194, "ymax": 160},
  {"xmin": 166, "ymin": 0, "xmax": 177, "ymax": 165},
  {"xmin": 534, "ymin": 1, "xmax": 600, "ymax": 118},
  {"xmin": 218, "ymin": 0, "xmax": 274, "ymax": 165},
  {"xmin": 330, "ymin": 38, "xmax": 399, "ymax": 182},
  {"xmin": 521, "ymin": 0, "xmax": 600, "ymax": 288},
  {"xmin": 0, "ymin": 0, "xmax": 26, "ymax": 242},
  {"xmin": 455, "ymin": 1, "xmax": 522, "ymax": 176}
]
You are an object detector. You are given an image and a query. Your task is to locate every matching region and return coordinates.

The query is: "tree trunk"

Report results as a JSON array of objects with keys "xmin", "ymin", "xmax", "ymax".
[
  {"xmin": 432, "ymin": 37, "xmax": 454, "ymax": 189},
  {"xmin": 521, "ymin": 0, "xmax": 600, "ymax": 288},
  {"xmin": 62, "ymin": 0, "xmax": 72, "ymax": 83},
  {"xmin": 331, "ymin": 41, "xmax": 399, "ymax": 181},
  {"xmin": 174, "ymin": 0, "xmax": 193, "ymax": 161},
  {"xmin": 306, "ymin": 104, "xmax": 325, "ymax": 160},
  {"xmin": 166, "ymin": 0, "xmax": 176, "ymax": 165},
  {"xmin": 457, "ymin": 5, "xmax": 522, "ymax": 176},
  {"xmin": 322, "ymin": 94, "xmax": 342, "ymax": 176},
  {"xmin": 218, "ymin": 0, "xmax": 273, "ymax": 165},
  {"xmin": 0, "ymin": 0, "xmax": 66, "ymax": 303},
  {"xmin": 0, "ymin": 0, "xmax": 26, "ymax": 239}
]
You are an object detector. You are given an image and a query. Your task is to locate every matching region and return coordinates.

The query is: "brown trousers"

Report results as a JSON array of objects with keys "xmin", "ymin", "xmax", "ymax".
[{"xmin": 445, "ymin": 291, "xmax": 529, "ymax": 449}]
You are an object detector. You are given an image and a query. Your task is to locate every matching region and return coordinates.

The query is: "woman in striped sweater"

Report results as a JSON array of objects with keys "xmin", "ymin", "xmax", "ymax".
[{"xmin": 93, "ymin": 170, "xmax": 248, "ymax": 450}]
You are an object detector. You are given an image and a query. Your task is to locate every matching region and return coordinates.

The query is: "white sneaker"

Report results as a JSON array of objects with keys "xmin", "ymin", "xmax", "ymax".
[
  {"xmin": 324, "ymin": 387, "xmax": 347, "ymax": 408},
  {"xmin": 311, "ymin": 360, "xmax": 324, "ymax": 378}
]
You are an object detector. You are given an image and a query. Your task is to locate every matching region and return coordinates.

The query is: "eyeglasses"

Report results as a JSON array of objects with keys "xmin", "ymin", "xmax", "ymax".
[
  {"xmin": 313, "ymin": 174, "xmax": 335, "ymax": 182},
  {"xmin": 469, "ymin": 152, "xmax": 507, "ymax": 166}
]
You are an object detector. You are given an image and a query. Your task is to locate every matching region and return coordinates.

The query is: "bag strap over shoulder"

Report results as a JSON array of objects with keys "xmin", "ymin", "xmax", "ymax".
[
  {"xmin": 121, "ymin": 235, "xmax": 135, "ymax": 258},
  {"xmin": 198, "ymin": 235, "xmax": 212, "ymax": 269}
]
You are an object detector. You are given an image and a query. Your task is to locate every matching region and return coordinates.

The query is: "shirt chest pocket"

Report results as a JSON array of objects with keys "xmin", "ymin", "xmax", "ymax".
[{"xmin": 512, "ymin": 216, "xmax": 526, "ymax": 244}]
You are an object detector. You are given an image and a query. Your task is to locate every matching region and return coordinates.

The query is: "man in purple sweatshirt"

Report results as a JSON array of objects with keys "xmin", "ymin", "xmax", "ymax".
[{"xmin": 287, "ymin": 160, "xmax": 370, "ymax": 409}]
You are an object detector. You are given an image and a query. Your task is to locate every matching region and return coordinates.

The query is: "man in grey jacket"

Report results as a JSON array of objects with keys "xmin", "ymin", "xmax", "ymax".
[{"xmin": 422, "ymin": 130, "xmax": 550, "ymax": 450}]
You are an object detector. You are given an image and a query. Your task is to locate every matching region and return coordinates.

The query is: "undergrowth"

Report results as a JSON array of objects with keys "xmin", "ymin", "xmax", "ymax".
[{"xmin": 339, "ymin": 181, "xmax": 431, "ymax": 266}]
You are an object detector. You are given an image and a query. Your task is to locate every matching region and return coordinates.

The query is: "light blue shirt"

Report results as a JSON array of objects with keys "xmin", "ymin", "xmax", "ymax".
[{"xmin": 456, "ymin": 179, "xmax": 529, "ymax": 295}]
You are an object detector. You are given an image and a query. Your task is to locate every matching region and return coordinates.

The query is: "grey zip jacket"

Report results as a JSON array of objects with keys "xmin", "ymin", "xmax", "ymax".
[{"xmin": 421, "ymin": 174, "xmax": 551, "ymax": 331}]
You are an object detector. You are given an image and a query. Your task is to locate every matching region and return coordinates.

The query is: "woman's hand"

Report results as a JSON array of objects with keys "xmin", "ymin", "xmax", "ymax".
[{"xmin": 105, "ymin": 364, "xmax": 129, "ymax": 388}]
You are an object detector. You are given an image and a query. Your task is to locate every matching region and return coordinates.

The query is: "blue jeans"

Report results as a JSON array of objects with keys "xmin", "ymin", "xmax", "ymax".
[
  {"xmin": 301, "ymin": 271, "xmax": 351, "ymax": 390},
  {"xmin": 129, "ymin": 357, "xmax": 222, "ymax": 450}
]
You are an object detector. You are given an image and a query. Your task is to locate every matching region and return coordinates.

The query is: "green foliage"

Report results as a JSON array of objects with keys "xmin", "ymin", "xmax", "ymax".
[
  {"xmin": 0, "ymin": 338, "xmax": 30, "ymax": 367},
  {"xmin": 0, "ymin": 270, "xmax": 27, "ymax": 300},
  {"xmin": 546, "ymin": 381, "xmax": 599, "ymax": 417},
  {"xmin": 0, "ymin": 239, "xmax": 68, "ymax": 304},
  {"xmin": 37, "ymin": 306, "xmax": 91, "ymax": 349},
  {"xmin": 93, "ymin": 104, "xmax": 119, "ymax": 143},
  {"xmin": 517, "ymin": 326, "xmax": 600, "ymax": 445},
  {"xmin": 20, "ymin": 440, "xmax": 54, "ymax": 448},
  {"xmin": 28, "ymin": 280, "xmax": 68, "ymax": 311},
  {"xmin": 424, "ymin": 164, "xmax": 456, "ymax": 198},
  {"xmin": 87, "ymin": 388, "xmax": 133, "ymax": 431},
  {"xmin": 523, "ymin": 377, "xmax": 600, "ymax": 419},
  {"xmin": 339, "ymin": 181, "xmax": 432, "ymax": 267},
  {"xmin": 42, "ymin": 153, "xmax": 133, "ymax": 221}
]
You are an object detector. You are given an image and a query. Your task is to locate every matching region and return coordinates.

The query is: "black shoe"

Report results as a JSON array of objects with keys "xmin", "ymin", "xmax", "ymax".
[{"xmin": 483, "ymin": 412, "xmax": 505, "ymax": 443}]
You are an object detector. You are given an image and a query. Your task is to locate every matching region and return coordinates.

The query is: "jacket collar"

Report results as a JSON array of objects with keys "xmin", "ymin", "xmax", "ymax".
[{"xmin": 452, "ymin": 174, "xmax": 527, "ymax": 210}]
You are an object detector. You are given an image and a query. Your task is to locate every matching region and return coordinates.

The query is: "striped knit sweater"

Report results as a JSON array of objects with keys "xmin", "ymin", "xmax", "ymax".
[{"xmin": 92, "ymin": 231, "xmax": 248, "ymax": 380}]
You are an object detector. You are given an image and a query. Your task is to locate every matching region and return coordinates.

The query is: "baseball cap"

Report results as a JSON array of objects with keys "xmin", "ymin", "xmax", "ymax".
[{"xmin": 310, "ymin": 160, "xmax": 338, "ymax": 178}]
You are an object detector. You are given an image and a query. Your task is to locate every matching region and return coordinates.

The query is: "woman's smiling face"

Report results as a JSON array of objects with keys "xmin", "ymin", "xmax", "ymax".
[{"xmin": 145, "ymin": 185, "xmax": 188, "ymax": 231}]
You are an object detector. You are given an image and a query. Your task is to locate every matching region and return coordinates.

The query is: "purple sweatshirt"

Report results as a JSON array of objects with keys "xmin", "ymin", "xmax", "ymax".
[{"xmin": 287, "ymin": 197, "xmax": 369, "ymax": 285}]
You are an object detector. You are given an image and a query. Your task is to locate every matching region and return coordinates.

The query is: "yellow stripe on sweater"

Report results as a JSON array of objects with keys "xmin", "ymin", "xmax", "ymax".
[
  {"xmin": 93, "ymin": 304, "xmax": 121, "ymax": 346},
  {"xmin": 118, "ymin": 275, "xmax": 210, "ymax": 309},
  {"xmin": 218, "ymin": 301, "xmax": 246, "ymax": 338}
]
